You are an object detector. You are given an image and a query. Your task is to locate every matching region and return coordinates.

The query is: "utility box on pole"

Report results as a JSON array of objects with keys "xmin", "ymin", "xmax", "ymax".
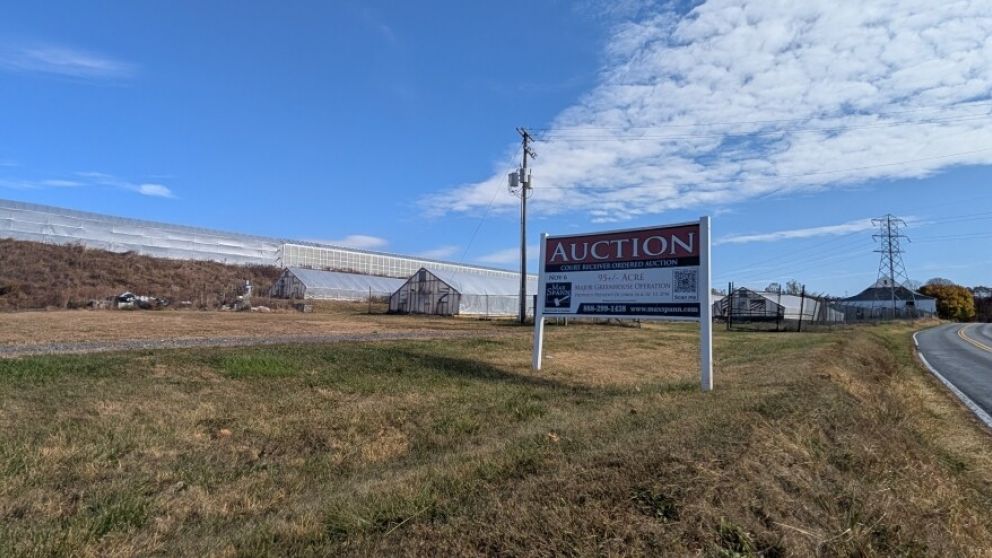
[{"xmin": 512, "ymin": 128, "xmax": 536, "ymax": 324}]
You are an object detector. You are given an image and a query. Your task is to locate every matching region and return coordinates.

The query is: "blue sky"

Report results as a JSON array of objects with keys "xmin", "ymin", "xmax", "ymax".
[{"xmin": 1, "ymin": 1, "xmax": 991, "ymax": 295}]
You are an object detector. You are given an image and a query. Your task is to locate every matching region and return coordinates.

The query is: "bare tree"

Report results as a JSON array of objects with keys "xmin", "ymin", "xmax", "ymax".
[{"xmin": 785, "ymin": 279, "xmax": 802, "ymax": 296}]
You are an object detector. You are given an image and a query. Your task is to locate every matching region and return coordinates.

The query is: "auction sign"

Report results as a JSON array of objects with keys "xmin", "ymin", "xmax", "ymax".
[{"xmin": 532, "ymin": 217, "xmax": 714, "ymax": 390}]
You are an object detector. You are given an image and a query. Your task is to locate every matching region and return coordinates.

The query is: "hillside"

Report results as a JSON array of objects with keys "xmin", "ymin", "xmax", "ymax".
[{"xmin": 0, "ymin": 238, "xmax": 283, "ymax": 311}]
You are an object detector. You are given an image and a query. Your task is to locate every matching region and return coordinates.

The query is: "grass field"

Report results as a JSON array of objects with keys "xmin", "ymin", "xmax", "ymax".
[
  {"xmin": 1, "ymin": 321, "xmax": 991, "ymax": 556},
  {"xmin": 0, "ymin": 306, "xmax": 490, "ymax": 346}
]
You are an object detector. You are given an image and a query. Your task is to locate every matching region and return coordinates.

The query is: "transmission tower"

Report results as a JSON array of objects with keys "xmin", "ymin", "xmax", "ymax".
[{"xmin": 871, "ymin": 214, "xmax": 915, "ymax": 313}]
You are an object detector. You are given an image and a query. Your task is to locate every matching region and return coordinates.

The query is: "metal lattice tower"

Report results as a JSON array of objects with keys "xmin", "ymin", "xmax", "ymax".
[{"xmin": 871, "ymin": 214, "xmax": 915, "ymax": 312}]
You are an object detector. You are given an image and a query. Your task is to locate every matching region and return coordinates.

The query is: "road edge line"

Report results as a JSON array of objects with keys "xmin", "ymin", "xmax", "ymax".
[{"xmin": 913, "ymin": 329, "xmax": 992, "ymax": 431}]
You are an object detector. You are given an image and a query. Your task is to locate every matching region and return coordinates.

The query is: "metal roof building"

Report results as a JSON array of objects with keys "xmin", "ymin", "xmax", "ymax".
[
  {"xmin": 389, "ymin": 268, "xmax": 537, "ymax": 317},
  {"xmin": 837, "ymin": 278, "xmax": 937, "ymax": 317}
]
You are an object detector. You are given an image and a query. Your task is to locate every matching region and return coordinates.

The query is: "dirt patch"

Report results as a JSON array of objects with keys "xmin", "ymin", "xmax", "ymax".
[{"xmin": 0, "ymin": 310, "xmax": 514, "ymax": 359}]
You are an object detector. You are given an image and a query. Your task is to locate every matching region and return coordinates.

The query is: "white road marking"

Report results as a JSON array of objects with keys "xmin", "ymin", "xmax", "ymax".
[{"xmin": 913, "ymin": 328, "xmax": 992, "ymax": 431}]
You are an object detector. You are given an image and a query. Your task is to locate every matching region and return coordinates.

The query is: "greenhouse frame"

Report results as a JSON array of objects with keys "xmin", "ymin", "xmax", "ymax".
[
  {"xmin": 271, "ymin": 267, "xmax": 405, "ymax": 300},
  {"xmin": 711, "ymin": 287, "xmax": 844, "ymax": 323},
  {"xmin": 389, "ymin": 268, "xmax": 537, "ymax": 317}
]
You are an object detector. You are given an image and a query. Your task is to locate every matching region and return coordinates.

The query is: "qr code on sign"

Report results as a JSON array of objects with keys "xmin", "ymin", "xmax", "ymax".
[{"xmin": 673, "ymin": 269, "xmax": 697, "ymax": 294}]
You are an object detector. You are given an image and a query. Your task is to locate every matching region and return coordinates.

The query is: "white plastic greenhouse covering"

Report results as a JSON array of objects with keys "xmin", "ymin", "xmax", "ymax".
[
  {"xmin": 390, "ymin": 267, "xmax": 537, "ymax": 316},
  {"xmin": 0, "ymin": 198, "xmax": 535, "ymax": 282},
  {"xmin": 0, "ymin": 198, "xmax": 281, "ymax": 265},
  {"xmin": 273, "ymin": 268, "xmax": 405, "ymax": 300}
]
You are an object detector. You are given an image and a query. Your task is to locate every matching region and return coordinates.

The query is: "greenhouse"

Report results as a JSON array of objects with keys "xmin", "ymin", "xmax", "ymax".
[
  {"xmin": 0, "ymin": 198, "xmax": 534, "ymax": 281},
  {"xmin": 271, "ymin": 267, "xmax": 405, "ymax": 300},
  {"xmin": 711, "ymin": 287, "xmax": 844, "ymax": 323},
  {"xmin": 389, "ymin": 268, "xmax": 537, "ymax": 317}
]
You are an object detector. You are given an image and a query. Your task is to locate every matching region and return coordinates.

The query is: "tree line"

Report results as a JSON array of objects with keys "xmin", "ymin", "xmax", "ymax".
[{"xmin": 919, "ymin": 278, "xmax": 990, "ymax": 322}]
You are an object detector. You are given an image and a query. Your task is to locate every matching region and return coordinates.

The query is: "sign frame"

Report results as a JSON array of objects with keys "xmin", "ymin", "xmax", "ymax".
[{"xmin": 532, "ymin": 216, "xmax": 713, "ymax": 391}]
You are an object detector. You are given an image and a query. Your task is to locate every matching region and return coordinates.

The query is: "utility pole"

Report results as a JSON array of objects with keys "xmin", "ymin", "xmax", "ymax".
[
  {"xmin": 509, "ymin": 128, "xmax": 536, "ymax": 324},
  {"xmin": 797, "ymin": 284, "xmax": 806, "ymax": 332},
  {"xmin": 726, "ymin": 282, "xmax": 733, "ymax": 331}
]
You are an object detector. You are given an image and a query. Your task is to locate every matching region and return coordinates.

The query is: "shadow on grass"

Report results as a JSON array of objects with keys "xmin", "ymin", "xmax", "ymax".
[{"xmin": 388, "ymin": 349, "xmax": 596, "ymax": 394}]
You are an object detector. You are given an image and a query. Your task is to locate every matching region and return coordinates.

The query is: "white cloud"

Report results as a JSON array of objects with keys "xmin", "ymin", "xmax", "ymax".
[
  {"xmin": 429, "ymin": 1, "xmax": 992, "ymax": 221},
  {"xmin": 76, "ymin": 171, "xmax": 177, "ymax": 198},
  {"xmin": 1, "ymin": 169, "xmax": 174, "ymax": 197},
  {"xmin": 476, "ymin": 244, "xmax": 540, "ymax": 266},
  {"xmin": 416, "ymin": 245, "xmax": 460, "ymax": 260},
  {"xmin": 0, "ymin": 158, "xmax": 17, "ymax": 167},
  {"xmin": 133, "ymin": 183, "xmax": 174, "ymax": 198},
  {"xmin": 0, "ymin": 44, "xmax": 135, "ymax": 80},
  {"xmin": 41, "ymin": 179, "xmax": 82, "ymax": 188},
  {"xmin": 320, "ymin": 235, "xmax": 389, "ymax": 250},
  {"xmin": 0, "ymin": 177, "xmax": 80, "ymax": 190},
  {"xmin": 716, "ymin": 218, "xmax": 876, "ymax": 245},
  {"xmin": 0, "ymin": 178, "xmax": 39, "ymax": 190}
]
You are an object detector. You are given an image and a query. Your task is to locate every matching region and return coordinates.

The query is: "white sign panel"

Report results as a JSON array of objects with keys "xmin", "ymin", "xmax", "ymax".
[{"xmin": 532, "ymin": 217, "xmax": 713, "ymax": 391}]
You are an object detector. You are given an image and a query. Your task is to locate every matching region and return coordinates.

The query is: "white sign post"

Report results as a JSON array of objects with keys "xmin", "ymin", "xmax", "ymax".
[{"xmin": 532, "ymin": 217, "xmax": 714, "ymax": 391}]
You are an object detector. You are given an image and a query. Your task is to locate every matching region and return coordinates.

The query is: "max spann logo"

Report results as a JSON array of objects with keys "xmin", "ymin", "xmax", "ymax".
[
  {"xmin": 545, "ymin": 282, "xmax": 572, "ymax": 309},
  {"xmin": 544, "ymin": 224, "xmax": 700, "ymax": 273}
]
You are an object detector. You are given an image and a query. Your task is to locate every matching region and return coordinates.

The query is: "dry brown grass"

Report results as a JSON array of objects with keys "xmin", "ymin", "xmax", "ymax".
[
  {"xmin": 0, "ymin": 308, "xmax": 494, "ymax": 346},
  {"xmin": 1, "ymin": 322, "xmax": 991, "ymax": 556},
  {"xmin": 0, "ymin": 238, "xmax": 283, "ymax": 310}
]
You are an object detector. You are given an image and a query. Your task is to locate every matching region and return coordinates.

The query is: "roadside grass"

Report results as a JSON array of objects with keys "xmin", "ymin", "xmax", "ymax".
[{"xmin": 1, "ymin": 321, "xmax": 991, "ymax": 555}]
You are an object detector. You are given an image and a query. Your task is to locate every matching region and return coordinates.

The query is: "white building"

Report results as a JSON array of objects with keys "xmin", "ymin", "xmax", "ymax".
[{"xmin": 837, "ymin": 278, "xmax": 936, "ymax": 318}]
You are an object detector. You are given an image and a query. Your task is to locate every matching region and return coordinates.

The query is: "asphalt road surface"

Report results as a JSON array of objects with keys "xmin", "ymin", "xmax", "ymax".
[{"xmin": 915, "ymin": 323, "xmax": 992, "ymax": 421}]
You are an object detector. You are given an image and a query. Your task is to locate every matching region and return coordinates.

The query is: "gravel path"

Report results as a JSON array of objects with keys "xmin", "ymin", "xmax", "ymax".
[{"xmin": 0, "ymin": 329, "xmax": 510, "ymax": 358}]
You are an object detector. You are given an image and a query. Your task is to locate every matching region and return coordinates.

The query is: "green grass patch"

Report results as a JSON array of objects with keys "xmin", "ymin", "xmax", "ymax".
[
  {"xmin": 0, "ymin": 354, "xmax": 125, "ymax": 383},
  {"xmin": 212, "ymin": 352, "xmax": 302, "ymax": 378}
]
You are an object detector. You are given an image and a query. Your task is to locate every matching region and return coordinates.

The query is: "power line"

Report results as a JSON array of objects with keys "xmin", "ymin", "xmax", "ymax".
[
  {"xmin": 716, "ymin": 206, "xmax": 992, "ymax": 285},
  {"xmin": 528, "ymin": 99, "xmax": 992, "ymax": 132},
  {"xmin": 459, "ymin": 182, "xmax": 503, "ymax": 262},
  {"xmin": 529, "ymin": 146, "xmax": 992, "ymax": 193},
  {"xmin": 923, "ymin": 210, "xmax": 992, "ymax": 225},
  {"xmin": 719, "ymin": 240, "xmax": 873, "ymax": 284},
  {"xmin": 535, "ymin": 113, "xmax": 992, "ymax": 142},
  {"xmin": 914, "ymin": 231, "xmax": 992, "ymax": 242},
  {"xmin": 714, "ymin": 231, "xmax": 869, "ymax": 280}
]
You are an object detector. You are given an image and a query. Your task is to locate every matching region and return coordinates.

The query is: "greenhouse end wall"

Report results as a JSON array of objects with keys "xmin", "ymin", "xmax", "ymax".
[{"xmin": 389, "ymin": 268, "xmax": 536, "ymax": 318}]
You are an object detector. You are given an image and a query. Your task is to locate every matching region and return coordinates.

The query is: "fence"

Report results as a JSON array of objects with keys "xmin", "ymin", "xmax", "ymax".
[{"xmin": 718, "ymin": 285, "xmax": 935, "ymax": 333}]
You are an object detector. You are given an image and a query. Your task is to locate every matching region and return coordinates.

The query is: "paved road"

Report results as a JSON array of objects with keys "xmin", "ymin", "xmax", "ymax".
[{"xmin": 915, "ymin": 323, "xmax": 992, "ymax": 421}]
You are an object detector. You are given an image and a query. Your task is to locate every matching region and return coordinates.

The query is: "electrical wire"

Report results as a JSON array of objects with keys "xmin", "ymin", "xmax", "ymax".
[
  {"xmin": 719, "ymin": 238, "xmax": 875, "ymax": 284},
  {"xmin": 528, "ymin": 99, "xmax": 992, "ymax": 132},
  {"xmin": 459, "ymin": 182, "xmax": 504, "ymax": 261},
  {"xmin": 535, "ymin": 113, "xmax": 992, "ymax": 142},
  {"xmin": 714, "ymin": 231, "xmax": 870, "ymax": 280},
  {"xmin": 529, "ymin": 146, "xmax": 992, "ymax": 193}
]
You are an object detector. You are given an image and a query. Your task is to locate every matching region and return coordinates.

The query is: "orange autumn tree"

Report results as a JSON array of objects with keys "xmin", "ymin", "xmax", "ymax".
[{"xmin": 919, "ymin": 281, "xmax": 976, "ymax": 321}]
